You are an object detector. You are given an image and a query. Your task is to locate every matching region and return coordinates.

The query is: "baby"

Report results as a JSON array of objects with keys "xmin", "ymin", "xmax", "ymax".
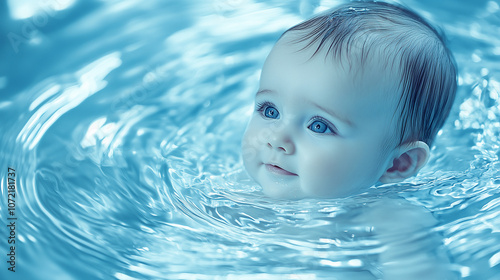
[{"xmin": 241, "ymin": 1, "xmax": 457, "ymax": 199}]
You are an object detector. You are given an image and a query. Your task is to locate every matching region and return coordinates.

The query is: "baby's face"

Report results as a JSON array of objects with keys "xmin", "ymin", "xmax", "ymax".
[{"xmin": 242, "ymin": 33, "xmax": 401, "ymax": 199}]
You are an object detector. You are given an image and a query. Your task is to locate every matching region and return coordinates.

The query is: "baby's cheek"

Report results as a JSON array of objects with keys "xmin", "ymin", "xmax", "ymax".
[
  {"xmin": 243, "ymin": 119, "xmax": 272, "ymax": 148},
  {"xmin": 300, "ymin": 150, "xmax": 341, "ymax": 193},
  {"xmin": 242, "ymin": 130, "xmax": 258, "ymax": 163},
  {"xmin": 301, "ymin": 145, "xmax": 365, "ymax": 197}
]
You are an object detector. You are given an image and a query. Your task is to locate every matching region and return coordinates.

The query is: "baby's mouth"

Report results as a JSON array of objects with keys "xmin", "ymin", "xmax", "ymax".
[{"xmin": 264, "ymin": 164, "xmax": 298, "ymax": 176}]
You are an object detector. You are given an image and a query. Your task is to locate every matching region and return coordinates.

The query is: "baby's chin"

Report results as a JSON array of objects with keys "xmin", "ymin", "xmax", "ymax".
[
  {"xmin": 260, "ymin": 182, "xmax": 339, "ymax": 200},
  {"xmin": 261, "ymin": 182, "xmax": 369, "ymax": 200},
  {"xmin": 260, "ymin": 182, "xmax": 308, "ymax": 200},
  {"xmin": 262, "ymin": 187, "xmax": 307, "ymax": 200}
]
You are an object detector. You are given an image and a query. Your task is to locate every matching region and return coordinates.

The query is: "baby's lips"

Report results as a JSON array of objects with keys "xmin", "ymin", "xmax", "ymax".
[{"xmin": 265, "ymin": 163, "xmax": 298, "ymax": 176}]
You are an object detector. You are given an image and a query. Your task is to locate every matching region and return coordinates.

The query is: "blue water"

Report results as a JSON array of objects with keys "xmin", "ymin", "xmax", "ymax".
[{"xmin": 1, "ymin": 0, "xmax": 500, "ymax": 279}]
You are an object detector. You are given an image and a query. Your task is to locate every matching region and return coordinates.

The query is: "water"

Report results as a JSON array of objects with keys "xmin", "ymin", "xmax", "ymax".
[{"xmin": 1, "ymin": 0, "xmax": 500, "ymax": 279}]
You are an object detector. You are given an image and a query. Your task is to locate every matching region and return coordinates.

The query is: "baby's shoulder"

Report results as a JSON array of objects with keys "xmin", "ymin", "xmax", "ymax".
[
  {"xmin": 356, "ymin": 197, "xmax": 457, "ymax": 280},
  {"xmin": 359, "ymin": 197, "xmax": 437, "ymax": 233}
]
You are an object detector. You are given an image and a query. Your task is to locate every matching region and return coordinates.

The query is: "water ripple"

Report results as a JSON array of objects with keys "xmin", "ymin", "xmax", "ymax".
[{"xmin": 17, "ymin": 52, "xmax": 122, "ymax": 150}]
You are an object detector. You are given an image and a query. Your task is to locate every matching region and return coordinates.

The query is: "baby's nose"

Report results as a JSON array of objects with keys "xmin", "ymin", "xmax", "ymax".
[{"xmin": 267, "ymin": 127, "xmax": 295, "ymax": 155}]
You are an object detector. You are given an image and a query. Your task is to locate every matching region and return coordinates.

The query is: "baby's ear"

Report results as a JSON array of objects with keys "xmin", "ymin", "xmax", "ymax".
[{"xmin": 379, "ymin": 141, "xmax": 430, "ymax": 184}]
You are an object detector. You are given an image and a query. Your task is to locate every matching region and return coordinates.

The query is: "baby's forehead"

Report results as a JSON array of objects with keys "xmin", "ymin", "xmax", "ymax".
[
  {"xmin": 272, "ymin": 31, "xmax": 403, "ymax": 96},
  {"xmin": 278, "ymin": 30, "xmax": 399, "ymax": 70}
]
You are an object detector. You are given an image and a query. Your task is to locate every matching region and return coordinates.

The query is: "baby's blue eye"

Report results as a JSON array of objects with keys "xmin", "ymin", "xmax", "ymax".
[
  {"xmin": 264, "ymin": 106, "xmax": 279, "ymax": 119},
  {"xmin": 308, "ymin": 118, "xmax": 334, "ymax": 134},
  {"xmin": 256, "ymin": 101, "xmax": 280, "ymax": 119}
]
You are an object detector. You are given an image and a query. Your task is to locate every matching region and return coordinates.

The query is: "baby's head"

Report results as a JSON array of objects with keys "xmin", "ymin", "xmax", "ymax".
[{"xmin": 241, "ymin": 1, "xmax": 457, "ymax": 199}]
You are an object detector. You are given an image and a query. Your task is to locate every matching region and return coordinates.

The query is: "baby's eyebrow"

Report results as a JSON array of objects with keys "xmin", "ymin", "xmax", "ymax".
[
  {"xmin": 311, "ymin": 101, "xmax": 355, "ymax": 128},
  {"xmin": 256, "ymin": 89, "xmax": 354, "ymax": 128},
  {"xmin": 256, "ymin": 89, "xmax": 275, "ymax": 97}
]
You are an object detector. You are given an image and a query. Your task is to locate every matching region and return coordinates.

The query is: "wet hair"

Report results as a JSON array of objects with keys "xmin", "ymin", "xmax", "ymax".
[{"xmin": 281, "ymin": 1, "xmax": 457, "ymax": 146}]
